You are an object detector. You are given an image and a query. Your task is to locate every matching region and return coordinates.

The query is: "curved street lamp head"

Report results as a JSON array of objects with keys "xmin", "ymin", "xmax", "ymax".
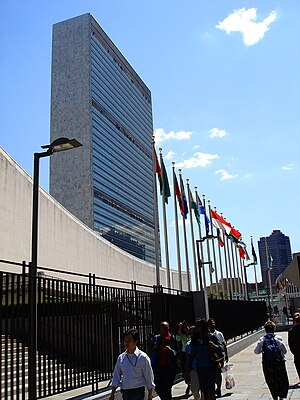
[{"xmin": 41, "ymin": 137, "xmax": 82, "ymax": 154}]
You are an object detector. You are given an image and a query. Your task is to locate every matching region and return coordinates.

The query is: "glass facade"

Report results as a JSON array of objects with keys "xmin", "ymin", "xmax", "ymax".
[{"xmin": 90, "ymin": 20, "xmax": 156, "ymax": 263}]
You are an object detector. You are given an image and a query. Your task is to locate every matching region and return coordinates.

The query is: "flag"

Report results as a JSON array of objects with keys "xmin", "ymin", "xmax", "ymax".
[
  {"xmin": 173, "ymin": 170, "xmax": 184, "ymax": 216},
  {"xmin": 269, "ymin": 251, "xmax": 273, "ymax": 268},
  {"xmin": 235, "ymin": 240, "xmax": 250, "ymax": 260},
  {"xmin": 211, "ymin": 210, "xmax": 231, "ymax": 235},
  {"xmin": 197, "ymin": 195, "xmax": 210, "ymax": 235},
  {"xmin": 161, "ymin": 158, "xmax": 171, "ymax": 204},
  {"xmin": 238, "ymin": 246, "xmax": 246, "ymax": 259},
  {"xmin": 238, "ymin": 246, "xmax": 250, "ymax": 260},
  {"xmin": 154, "ymin": 148, "xmax": 163, "ymax": 191},
  {"xmin": 217, "ymin": 228, "xmax": 224, "ymax": 247},
  {"xmin": 266, "ymin": 242, "xmax": 273, "ymax": 268},
  {"xmin": 179, "ymin": 174, "xmax": 188, "ymax": 219},
  {"xmin": 210, "ymin": 210, "xmax": 241, "ymax": 240},
  {"xmin": 275, "ymin": 274, "xmax": 286, "ymax": 291},
  {"xmin": 231, "ymin": 226, "xmax": 242, "ymax": 240},
  {"xmin": 251, "ymin": 238, "xmax": 257, "ymax": 264},
  {"xmin": 228, "ymin": 233, "xmax": 239, "ymax": 244},
  {"xmin": 189, "ymin": 188, "xmax": 200, "ymax": 225}
]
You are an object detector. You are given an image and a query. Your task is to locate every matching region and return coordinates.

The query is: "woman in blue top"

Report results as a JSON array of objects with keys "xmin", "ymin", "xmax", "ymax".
[{"xmin": 187, "ymin": 319, "xmax": 224, "ymax": 400}]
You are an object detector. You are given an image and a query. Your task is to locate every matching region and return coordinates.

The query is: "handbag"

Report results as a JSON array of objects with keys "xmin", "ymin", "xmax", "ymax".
[{"xmin": 222, "ymin": 363, "xmax": 235, "ymax": 389}]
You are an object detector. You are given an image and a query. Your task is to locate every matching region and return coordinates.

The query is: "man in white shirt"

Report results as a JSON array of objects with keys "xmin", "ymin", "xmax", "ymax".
[{"xmin": 109, "ymin": 328, "xmax": 155, "ymax": 400}]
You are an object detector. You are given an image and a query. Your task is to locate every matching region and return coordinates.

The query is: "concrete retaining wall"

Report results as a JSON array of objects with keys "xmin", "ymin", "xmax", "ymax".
[{"xmin": 0, "ymin": 146, "xmax": 187, "ymax": 290}]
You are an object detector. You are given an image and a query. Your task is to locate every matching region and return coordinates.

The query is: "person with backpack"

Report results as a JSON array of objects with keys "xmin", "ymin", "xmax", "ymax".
[
  {"xmin": 254, "ymin": 320, "xmax": 289, "ymax": 400},
  {"xmin": 207, "ymin": 318, "xmax": 228, "ymax": 398},
  {"xmin": 187, "ymin": 319, "xmax": 225, "ymax": 400}
]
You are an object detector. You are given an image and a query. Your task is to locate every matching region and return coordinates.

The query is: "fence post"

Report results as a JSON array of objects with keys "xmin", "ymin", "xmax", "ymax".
[{"xmin": 28, "ymin": 261, "xmax": 37, "ymax": 400}]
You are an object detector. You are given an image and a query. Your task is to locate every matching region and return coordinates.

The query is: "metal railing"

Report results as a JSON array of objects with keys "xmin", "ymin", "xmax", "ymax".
[
  {"xmin": 0, "ymin": 258, "xmax": 268, "ymax": 399},
  {"xmin": 0, "ymin": 259, "xmax": 194, "ymax": 399}
]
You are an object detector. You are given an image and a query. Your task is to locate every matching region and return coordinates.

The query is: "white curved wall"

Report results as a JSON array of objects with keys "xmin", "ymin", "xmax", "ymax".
[{"xmin": 0, "ymin": 147, "xmax": 187, "ymax": 290}]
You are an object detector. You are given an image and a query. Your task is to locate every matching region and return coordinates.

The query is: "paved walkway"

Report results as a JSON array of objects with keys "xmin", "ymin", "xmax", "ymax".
[{"xmin": 172, "ymin": 332, "xmax": 300, "ymax": 400}]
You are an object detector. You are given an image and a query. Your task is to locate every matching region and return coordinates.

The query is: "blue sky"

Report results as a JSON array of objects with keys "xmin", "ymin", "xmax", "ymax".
[{"xmin": 0, "ymin": 0, "xmax": 299, "ymax": 285}]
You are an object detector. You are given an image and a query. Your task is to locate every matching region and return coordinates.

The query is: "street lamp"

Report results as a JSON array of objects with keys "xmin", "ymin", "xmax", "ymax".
[
  {"xmin": 244, "ymin": 262, "xmax": 256, "ymax": 300},
  {"xmin": 28, "ymin": 137, "xmax": 82, "ymax": 400},
  {"xmin": 196, "ymin": 236, "xmax": 217, "ymax": 291}
]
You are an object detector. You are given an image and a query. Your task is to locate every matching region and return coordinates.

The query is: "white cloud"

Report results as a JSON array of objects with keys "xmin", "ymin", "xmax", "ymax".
[
  {"xmin": 193, "ymin": 144, "xmax": 200, "ymax": 149},
  {"xmin": 216, "ymin": 8, "xmax": 277, "ymax": 46},
  {"xmin": 215, "ymin": 169, "xmax": 237, "ymax": 180},
  {"xmin": 283, "ymin": 162, "xmax": 296, "ymax": 171},
  {"xmin": 209, "ymin": 128, "xmax": 228, "ymax": 138},
  {"xmin": 175, "ymin": 152, "xmax": 219, "ymax": 169},
  {"xmin": 154, "ymin": 128, "xmax": 192, "ymax": 143},
  {"xmin": 164, "ymin": 151, "xmax": 176, "ymax": 160}
]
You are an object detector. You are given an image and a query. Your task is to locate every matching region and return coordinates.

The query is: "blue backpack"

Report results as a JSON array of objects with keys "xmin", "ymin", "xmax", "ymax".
[{"xmin": 262, "ymin": 335, "xmax": 284, "ymax": 363}]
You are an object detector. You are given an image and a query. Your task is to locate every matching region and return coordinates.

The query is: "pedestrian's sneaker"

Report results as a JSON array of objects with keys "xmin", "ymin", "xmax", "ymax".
[
  {"xmin": 215, "ymin": 388, "xmax": 221, "ymax": 398},
  {"xmin": 185, "ymin": 386, "xmax": 190, "ymax": 396}
]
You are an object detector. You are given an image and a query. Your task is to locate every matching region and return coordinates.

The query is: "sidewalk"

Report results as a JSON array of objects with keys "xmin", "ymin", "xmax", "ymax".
[{"xmin": 172, "ymin": 331, "xmax": 300, "ymax": 400}]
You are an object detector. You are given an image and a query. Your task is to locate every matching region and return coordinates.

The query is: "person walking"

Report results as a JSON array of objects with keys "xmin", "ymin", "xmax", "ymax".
[
  {"xmin": 207, "ymin": 318, "xmax": 228, "ymax": 398},
  {"xmin": 185, "ymin": 326, "xmax": 201, "ymax": 400},
  {"xmin": 187, "ymin": 319, "xmax": 224, "ymax": 400},
  {"xmin": 254, "ymin": 320, "xmax": 289, "ymax": 400},
  {"xmin": 109, "ymin": 328, "xmax": 155, "ymax": 400},
  {"xmin": 151, "ymin": 321, "xmax": 178, "ymax": 400},
  {"xmin": 176, "ymin": 320, "xmax": 190, "ymax": 396},
  {"xmin": 288, "ymin": 312, "xmax": 300, "ymax": 382}
]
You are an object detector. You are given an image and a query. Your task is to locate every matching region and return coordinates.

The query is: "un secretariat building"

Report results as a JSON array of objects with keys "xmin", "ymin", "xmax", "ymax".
[{"xmin": 50, "ymin": 14, "xmax": 156, "ymax": 265}]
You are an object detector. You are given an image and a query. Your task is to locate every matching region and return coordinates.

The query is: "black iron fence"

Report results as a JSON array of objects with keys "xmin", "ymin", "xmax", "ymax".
[
  {"xmin": 0, "ymin": 259, "xmax": 267, "ymax": 399},
  {"xmin": 208, "ymin": 298, "xmax": 267, "ymax": 340}
]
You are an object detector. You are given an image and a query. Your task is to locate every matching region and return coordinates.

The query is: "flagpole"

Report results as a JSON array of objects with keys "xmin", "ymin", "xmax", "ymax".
[
  {"xmin": 238, "ymin": 248, "xmax": 245, "ymax": 299},
  {"xmin": 254, "ymin": 263, "xmax": 259, "ymax": 297},
  {"xmin": 221, "ymin": 230, "xmax": 230, "ymax": 299},
  {"xmin": 187, "ymin": 179, "xmax": 199, "ymax": 291},
  {"xmin": 265, "ymin": 237, "xmax": 273, "ymax": 306},
  {"xmin": 234, "ymin": 244, "xmax": 242, "ymax": 298},
  {"xmin": 208, "ymin": 201, "xmax": 219, "ymax": 297},
  {"xmin": 214, "ymin": 207, "xmax": 225, "ymax": 297},
  {"xmin": 179, "ymin": 170, "xmax": 191, "ymax": 292},
  {"xmin": 251, "ymin": 236, "xmax": 259, "ymax": 297},
  {"xmin": 159, "ymin": 148, "xmax": 171, "ymax": 291},
  {"xmin": 229, "ymin": 240, "xmax": 238, "ymax": 298},
  {"xmin": 224, "ymin": 234, "xmax": 233, "ymax": 299},
  {"xmin": 195, "ymin": 188, "xmax": 206, "ymax": 290},
  {"xmin": 203, "ymin": 194, "xmax": 213, "ymax": 294},
  {"xmin": 152, "ymin": 138, "xmax": 161, "ymax": 287},
  {"xmin": 240, "ymin": 259, "xmax": 250, "ymax": 300},
  {"xmin": 241, "ymin": 257, "xmax": 248, "ymax": 300},
  {"xmin": 172, "ymin": 163, "xmax": 182, "ymax": 291}
]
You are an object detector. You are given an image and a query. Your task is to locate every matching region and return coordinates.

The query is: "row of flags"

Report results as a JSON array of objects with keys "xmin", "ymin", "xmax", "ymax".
[
  {"xmin": 154, "ymin": 147, "xmax": 294, "ymax": 296},
  {"xmin": 154, "ymin": 147, "xmax": 257, "ymax": 263}
]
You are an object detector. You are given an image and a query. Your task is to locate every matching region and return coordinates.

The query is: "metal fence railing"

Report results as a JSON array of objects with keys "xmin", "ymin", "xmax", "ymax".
[{"xmin": 0, "ymin": 259, "xmax": 267, "ymax": 399}]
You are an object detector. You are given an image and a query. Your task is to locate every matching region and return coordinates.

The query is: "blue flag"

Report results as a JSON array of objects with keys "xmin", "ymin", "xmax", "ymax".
[{"xmin": 197, "ymin": 195, "xmax": 210, "ymax": 235}]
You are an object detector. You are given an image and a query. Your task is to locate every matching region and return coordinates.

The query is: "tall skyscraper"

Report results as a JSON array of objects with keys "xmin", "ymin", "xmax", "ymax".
[
  {"xmin": 258, "ymin": 230, "xmax": 292, "ymax": 287},
  {"xmin": 50, "ymin": 14, "xmax": 157, "ymax": 264}
]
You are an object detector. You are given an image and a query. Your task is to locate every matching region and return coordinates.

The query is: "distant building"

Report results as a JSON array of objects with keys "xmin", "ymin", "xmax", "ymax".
[
  {"xmin": 258, "ymin": 230, "xmax": 292, "ymax": 288},
  {"xmin": 49, "ymin": 14, "xmax": 157, "ymax": 264}
]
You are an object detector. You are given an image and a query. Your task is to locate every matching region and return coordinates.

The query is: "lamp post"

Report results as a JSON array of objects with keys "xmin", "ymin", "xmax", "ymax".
[
  {"xmin": 28, "ymin": 137, "xmax": 82, "ymax": 400},
  {"xmin": 244, "ymin": 262, "xmax": 256, "ymax": 300},
  {"xmin": 196, "ymin": 235, "xmax": 217, "ymax": 292}
]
